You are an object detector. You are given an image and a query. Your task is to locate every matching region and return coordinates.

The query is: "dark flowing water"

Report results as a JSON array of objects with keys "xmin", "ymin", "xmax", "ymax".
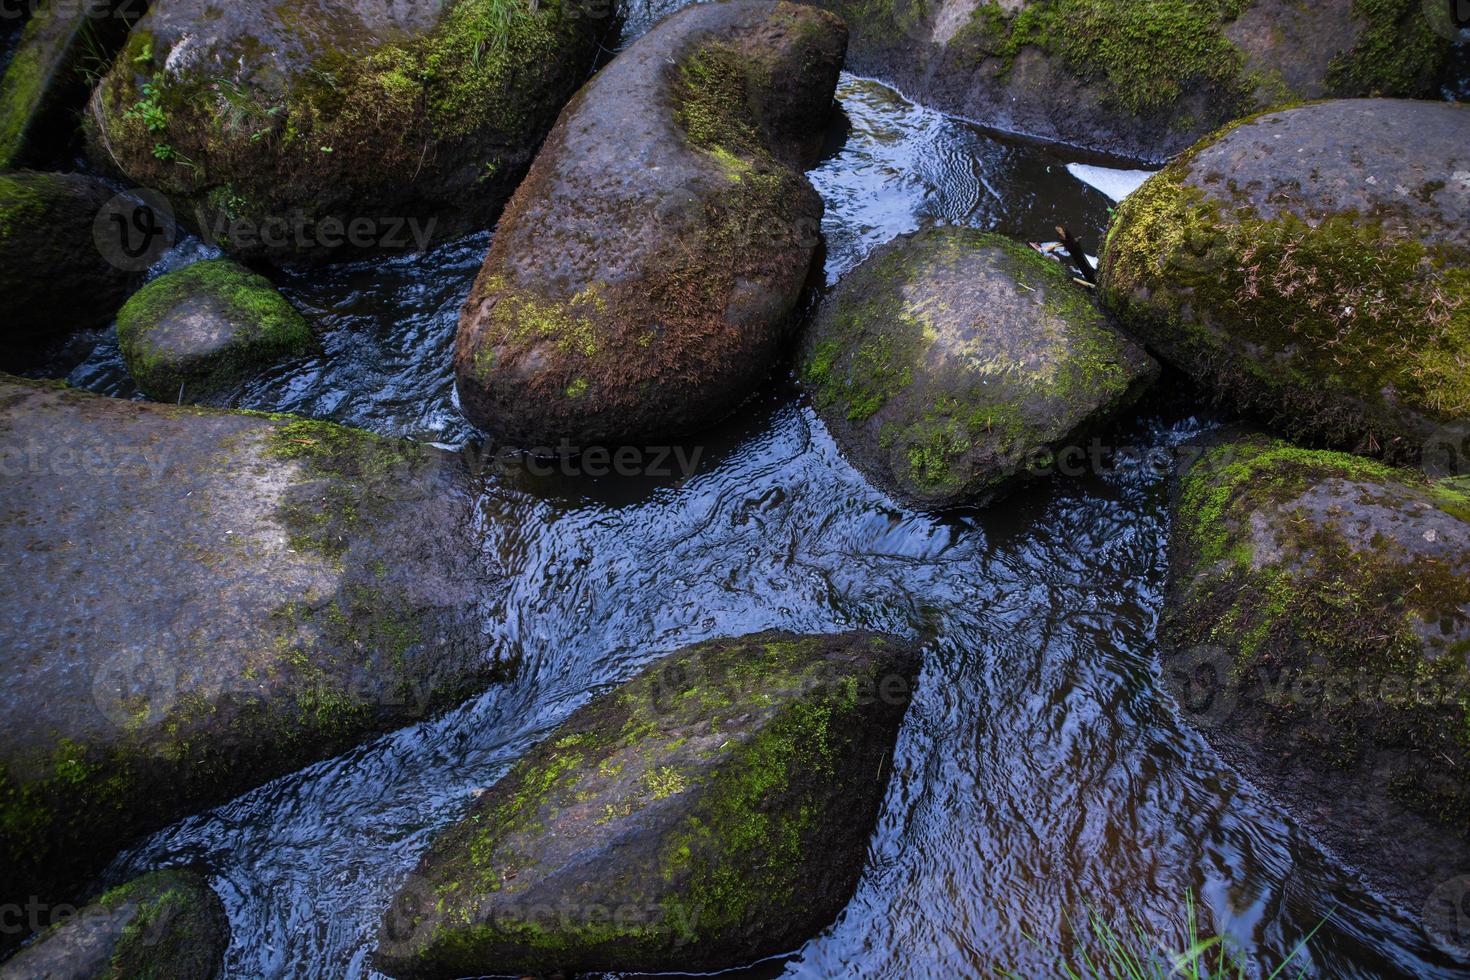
[{"xmin": 44, "ymin": 70, "xmax": 1463, "ymax": 979}]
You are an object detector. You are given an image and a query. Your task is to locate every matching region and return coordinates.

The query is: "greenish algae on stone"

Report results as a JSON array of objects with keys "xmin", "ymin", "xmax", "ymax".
[
  {"xmin": 1101, "ymin": 99, "xmax": 1470, "ymax": 467},
  {"xmin": 453, "ymin": 0, "xmax": 847, "ymax": 447},
  {"xmin": 376, "ymin": 630, "xmax": 919, "ymax": 978},
  {"xmin": 86, "ymin": 0, "xmax": 618, "ymax": 261},
  {"xmin": 800, "ymin": 226, "xmax": 1157, "ymax": 509},
  {"xmin": 0, "ymin": 376, "xmax": 509, "ymax": 928},
  {"xmin": 0, "ymin": 869, "xmax": 229, "ymax": 980},
  {"xmin": 1164, "ymin": 433, "xmax": 1470, "ymax": 912},
  {"xmin": 117, "ymin": 258, "xmax": 314, "ymax": 402}
]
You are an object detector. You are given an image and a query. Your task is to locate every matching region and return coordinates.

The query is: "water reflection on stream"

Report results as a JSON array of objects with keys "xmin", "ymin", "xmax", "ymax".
[{"xmin": 58, "ymin": 73, "xmax": 1461, "ymax": 978}]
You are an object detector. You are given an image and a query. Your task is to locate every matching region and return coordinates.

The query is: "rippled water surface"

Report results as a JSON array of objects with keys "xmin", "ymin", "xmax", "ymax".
[{"xmin": 49, "ymin": 67, "xmax": 1464, "ymax": 979}]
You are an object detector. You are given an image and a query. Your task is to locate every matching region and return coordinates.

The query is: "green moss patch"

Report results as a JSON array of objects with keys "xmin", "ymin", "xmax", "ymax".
[
  {"xmin": 116, "ymin": 259, "xmax": 313, "ymax": 401},
  {"xmin": 1170, "ymin": 436, "xmax": 1470, "ymax": 830}
]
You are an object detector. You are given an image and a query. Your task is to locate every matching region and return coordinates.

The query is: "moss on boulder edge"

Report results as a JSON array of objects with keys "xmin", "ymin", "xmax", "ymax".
[
  {"xmin": 808, "ymin": 0, "xmax": 1452, "ymax": 163},
  {"xmin": 453, "ymin": 0, "xmax": 847, "ymax": 447},
  {"xmin": 86, "ymin": 0, "xmax": 617, "ymax": 262},
  {"xmin": 117, "ymin": 258, "xmax": 314, "ymax": 403},
  {"xmin": 1101, "ymin": 99, "xmax": 1470, "ymax": 468},
  {"xmin": 0, "ymin": 171, "xmax": 139, "ymax": 352},
  {"xmin": 799, "ymin": 227, "xmax": 1157, "ymax": 509},
  {"xmin": 0, "ymin": 869, "xmax": 228, "ymax": 979},
  {"xmin": 1163, "ymin": 433, "xmax": 1470, "ymax": 912},
  {"xmin": 376, "ymin": 630, "xmax": 919, "ymax": 978},
  {"xmin": 0, "ymin": 376, "xmax": 509, "ymax": 926}
]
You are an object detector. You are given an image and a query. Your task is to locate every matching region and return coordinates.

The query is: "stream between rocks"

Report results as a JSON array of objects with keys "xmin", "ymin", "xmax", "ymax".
[{"xmin": 28, "ymin": 40, "xmax": 1468, "ymax": 980}]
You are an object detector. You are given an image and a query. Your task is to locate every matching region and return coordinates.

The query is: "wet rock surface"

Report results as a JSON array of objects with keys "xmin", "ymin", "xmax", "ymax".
[
  {"xmin": 376, "ymin": 630, "xmax": 919, "ymax": 978},
  {"xmin": 800, "ymin": 226, "xmax": 1156, "ymax": 509},
  {"xmin": 454, "ymin": 0, "xmax": 846, "ymax": 447},
  {"xmin": 805, "ymin": 0, "xmax": 1453, "ymax": 162},
  {"xmin": 86, "ymin": 0, "xmax": 617, "ymax": 262},
  {"xmin": 0, "ymin": 376, "xmax": 507, "ymax": 917},
  {"xmin": 1164, "ymin": 434, "xmax": 1470, "ymax": 915},
  {"xmin": 0, "ymin": 869, "xmax": 228, "ymax": 980},
  {"xmin": 0, "ymin": 172, "xmax": 140, "ymax": 354},
  {"xmin": 1101, "ymin": 99, "xmax": 1470, "ymax": 468},
  {"xmin": 117, "ymin": 258, "xmax": 315, "ymax": 403}
]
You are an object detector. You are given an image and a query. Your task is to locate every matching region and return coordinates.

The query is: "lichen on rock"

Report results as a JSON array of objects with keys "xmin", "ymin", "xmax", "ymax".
[
  {"xmin": 0, "ymin": 869, "xmax": 229, "ymax": 980},
  {"xmin": 117, "ymin": 258, "xmax": 314, "ymax": 403},
  {"xmin": 800, "ymin": 227, "xmax": 1157, "ymax": 509},
  {"xmin": 453, "ymin": 0, "xmax": 847, "ymax": 447},
  {"xmin": 1100, "ymin": 99, "xmax": 1470, "ymax": 467},
  {"xmin": 376, "ymin": 630, "xmax": 919, "ymax": 978},
  {"xmin": 1164, "ymin": 433, "xmax": 1470, "ymax": 912},
  {"xmin": 86, "ymin": 0, "xmax": 618, "ymax": 261}
]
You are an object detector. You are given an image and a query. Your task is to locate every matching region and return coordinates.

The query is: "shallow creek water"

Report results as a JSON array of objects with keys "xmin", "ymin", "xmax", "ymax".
[{"xmin": 41, "ymin": 65, "xmax": 1465, "ymax": 980}]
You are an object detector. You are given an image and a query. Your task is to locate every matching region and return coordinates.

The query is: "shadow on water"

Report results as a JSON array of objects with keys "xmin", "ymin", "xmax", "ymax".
[{"xmin": 34, "ymin": 63, "xmax": 1465, "ymax": 980}]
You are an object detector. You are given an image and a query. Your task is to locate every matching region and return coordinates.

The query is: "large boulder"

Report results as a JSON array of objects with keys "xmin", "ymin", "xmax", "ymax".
[
  {"xmin": 1100, "ymin": 99, "xmax": 1470, "ymax": 468},
  {"xmin": 0, "ymin": 377, "xmax": 506, "ymax": 925},
  {"xmin": 0, "ymin": 869, "xmax": 228, "ymax": 980},
  {"xmin": 376, "ymin": 631, "xmax": 919, "ymax": 978},
  {"xmin": 799, "ymin": 227, "xmax": 1156, "ymax": 509},
  {"xmin": 1163, "ymin": 434, "xmax": 1470, "ymax": 914},
  {"xmin": 85, "ymin": 0, "xmax": 618, "ymax": 262},
  {"xmin": 0, "ymin": 0, "xmax": 143, "ymax": 169},
  {"xmin": 0, "ymin": 172, "xmax": 139, "ymax": 354},
  {"xmin": 117, "ymin": 258, "xmax": 315, "ymax": 403},
  {"xmin": 808, "ymin": 0, "xmax": 1455, "ymax": 162},
  {"xmin": 454, "ymin": 0, "xmax": 846, "ymax": 448}
]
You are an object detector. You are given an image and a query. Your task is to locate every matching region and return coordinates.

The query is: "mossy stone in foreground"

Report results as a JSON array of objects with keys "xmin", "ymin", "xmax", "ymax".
[
  {"xmin": 0, "ymin": 377, "xmax": 506, "ymax": 927},
  {"xmin": 0, "ymin": 869, "xmax": 228, "ymax": 980},
  {"xmin": 453, "ymin": 0, "xmax": 846, "ymax": 447},
  {"xmin": 0, "ymin": 171, "xmax": 138, "ymax": 353},
  {"xmin": 376, "ymin": 631, "xmax": 919, "ymax": 978},
  {"xmin": 799, "ymin": 227, "xmax": 1157, "ymax": 509},
  {"xmin": 1101, "ymin": 99, "xmax": 1470, "ymax": 467},
  {"xmin": 117, "ymin": 259, "xmax": 314, "ymax": 403},
  {"xmin": 1164, "ymin": 434, "xmax": 1470, "ymax": 912}
]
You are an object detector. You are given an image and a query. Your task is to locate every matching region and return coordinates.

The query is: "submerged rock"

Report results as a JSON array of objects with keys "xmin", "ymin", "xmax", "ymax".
[
  {"xmin": 454, "ymin": 0, "xmax": 846, "ymax": 447},
  {"xmin": 0, "ymin": 172, "xmax": 139, "ymax": 353},
  {"xmin": 86, "ymin": 0, "xmax": 617, "ymax": 262},
  {"xmin": 809, "ymin": 0, "xmax": 1454, "ymax": 162},
  {"xmin": 0, "ymin": 869, "xmax": 228, "ymax": 980},
  {"xmin": 0, "ymin": 0, "xmax": 142, "ymax": 169},
  {"xmin": 0, "ymin": 377, "xmax": 506, "ymax": 923},
  {"xmin": 799, "ymin": 228, "xmax": 1156, "ymax": 509},
  {"xmin": 1164, "ymin": 435, "xmax": 1470, "ymax": 914},
  {"xmin": 376, "ymin": 631, "xmax": 919, "ymax": 978},
  {"xmin": 1101, "ymin": 99, "xmax": 1470, "ymax": 467},
  {"xmin": 117, "ymin": 258, "xmax": 314, "ymax": 403}
]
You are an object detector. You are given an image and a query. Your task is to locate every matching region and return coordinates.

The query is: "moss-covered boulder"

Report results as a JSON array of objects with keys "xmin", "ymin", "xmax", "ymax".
[
  {"xmin": 1101, "ymin": 99, "xmax": 1470, "ymax": 467},
  {"xmin": 453, "ymin": 0, "xmax": 846, "ymax": 447},
  {"xmin": 0, "ymin": 376, "xmax": 507, "ymax": 929},
  {"xmin": 0, "ymin": 171, "xmax": 139, "ymax": 353},
  {"xmin": 0, "ymin": 869, "xmax": 228, "ymax": 979},
  {"xmin": 0, "ymin": 0, "xmax": 143, "ymax": 169},
  {"xmin": 1163, "ymin": 434, "xmax": 1470, "ymax": 912},
  {"xmin": 799, "ymin": 228, "xmax": 1156, "ymax": 509},
  {"xmin": 376, "ymin": 631, "xmax": 919, "ymax": 978},
  {"xmin": 117, "ymin": 259, "xmax": 314, "ymax": 403},
  {"xmin": 809, "ymin": 0, "xmax": 1455, "ymax": 162},
  {"xmin": 85, "ymin": 0, "xmax": 617, "ymax": 263}
]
